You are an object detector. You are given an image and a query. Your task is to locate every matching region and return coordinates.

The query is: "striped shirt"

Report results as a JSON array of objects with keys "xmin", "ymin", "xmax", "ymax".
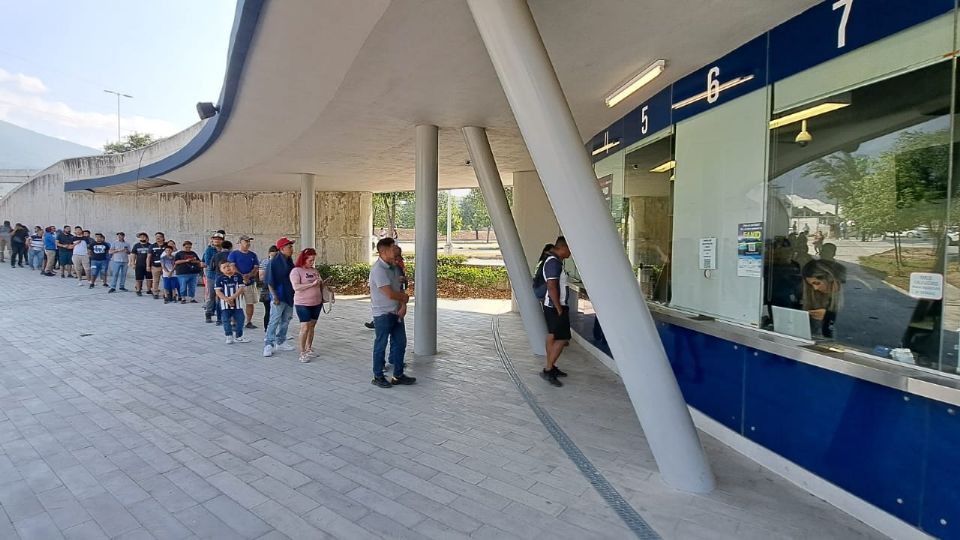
[
  {"xmin": 215, "ymin": 274, "xmax": 245, "ymax": 310},
  {"xmin": 29, "ymin": 234, "xmax": 44, "ymax": 250}
]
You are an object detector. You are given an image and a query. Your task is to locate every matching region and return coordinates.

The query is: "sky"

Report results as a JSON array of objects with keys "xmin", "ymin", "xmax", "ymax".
[{"xmin": 0, "ymin": 0, "xmax": 235, "ymax": 149}]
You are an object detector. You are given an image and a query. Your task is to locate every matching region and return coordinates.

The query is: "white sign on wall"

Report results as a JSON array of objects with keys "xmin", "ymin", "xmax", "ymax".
[
  {"xmin": 699, "ymin": 238, "xmax": 717, "ymax": 270},
  {"xmin": 909, "ymin": 272, "xmax": 943, "ymax": 300}
]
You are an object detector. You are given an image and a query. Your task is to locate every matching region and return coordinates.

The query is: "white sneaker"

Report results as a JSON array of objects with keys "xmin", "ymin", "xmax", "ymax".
[
  {"xmin": 235, "ymin": 336, "xmax": 251, "ymax": 343},
  {"xmin": 277, "ymin": 343, "xmax": 296, "ymax": 352},
  {"xmin": 225, "ymin": 336, "xmax": 234, "ymax": 345},
  {"xmin": 77, "ymin": 281, "xmax": 86, "ymax": 286},
  {"xmin": 263, "ymin": 345, "xmax": 273, "ymax": 357},
  {"xmin": 299, "ymin": 353, "xmax": 310, "ymax": 363}
]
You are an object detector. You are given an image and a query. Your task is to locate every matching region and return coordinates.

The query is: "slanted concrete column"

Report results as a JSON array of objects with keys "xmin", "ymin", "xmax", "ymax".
[
  {"xmin": 463, "ymin": 127, "xmax": 547, "ymax": 356},
  {"xmin": 300, "ymin": 173, "xmax": 316, "ymax": 249},
  {"xmin": 415, "ymin": 125, "xmax": 438, "ymax": 356},
  {"xmin": 467, "ymin": 0, "xmax": 715, "ymax": 492}
]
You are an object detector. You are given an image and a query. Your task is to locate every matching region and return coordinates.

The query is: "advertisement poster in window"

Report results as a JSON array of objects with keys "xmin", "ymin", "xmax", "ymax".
[
  {"xmin": 597, "ymin": 174, "xmax": 613, "ymax": 209},
  {"xmin": 737, "ymin": 222, "xmax": 763, "ymax": 277}
]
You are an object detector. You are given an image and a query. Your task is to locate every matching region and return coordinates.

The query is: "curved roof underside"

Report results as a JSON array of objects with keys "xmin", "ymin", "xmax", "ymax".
[{"xmin": 67, "ymin": 0, "xmax": 820, "ymax": 194}]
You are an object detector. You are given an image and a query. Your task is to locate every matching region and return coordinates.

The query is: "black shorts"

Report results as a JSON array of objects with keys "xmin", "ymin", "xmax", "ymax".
[
  {"xmin": 543, "ymin": 305, "xmax": 571, "ymax": 340},
  {"xmin": 58, "ymin": 251, "xmax": 73, "ymax": 266},
  {"xmin": 295, "ymin": 304, "xmax": 323, "ymax": 322},
  {"xmin": 135, "ymin": 264, "xmax": 149, "ymax": 280}
]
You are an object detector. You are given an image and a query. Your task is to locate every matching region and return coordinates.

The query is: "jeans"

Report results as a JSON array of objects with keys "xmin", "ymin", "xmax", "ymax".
[
  {"xmin": 205, "ymin": 273, "xmax": 220, "ymax": 318},
  {"xmin": 177, "ymin": 274, "xmax": 199, "ymax": 299},
  {"xmin": 90, "ymin": 260, "xmax": 108, "ymax": 281},
  {"xmin": 264, "ymin": 301, "xmax": 293, "ymax": 347},
  {"xmin": 222, "ymin": 309, "xmax": 245, "ymax": 337},
  {"xmin": 109, "ymin": 261, "xmax": 128, "ymax": 289},
  {"xmin": 373, "ymin": 313, "xmax": 406, "ymax": 378},
  {"xmin": 10, "ymin": 243, "xmax": 25, "ymax": 266},
  {"xmin": 29, "ymin": 249, "xmax": 44, "ymax": 270}
]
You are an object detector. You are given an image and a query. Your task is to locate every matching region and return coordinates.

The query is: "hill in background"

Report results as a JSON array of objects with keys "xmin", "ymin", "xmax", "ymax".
[{"xmin": 0, "ymin": 120, "xmax": 99, "ymax": 170}]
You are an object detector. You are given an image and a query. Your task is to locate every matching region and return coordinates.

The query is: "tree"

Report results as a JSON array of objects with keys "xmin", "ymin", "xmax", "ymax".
[
  {"xmin": 459, "ymin": 189, "xmax": 491, "ymax": 240},
  {"xmin": 103, "ymin": 132, "xmax": 156, "ymax": 154},
  {"xmin": 437, "ymin": 191, "xmax": 463, "ymax": 237},
  {"xmin": 373, "ymin": 192, "xmax": 414, "ymax": 233}
]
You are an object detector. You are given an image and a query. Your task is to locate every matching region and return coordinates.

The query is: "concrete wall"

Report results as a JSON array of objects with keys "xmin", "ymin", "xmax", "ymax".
[
  {"xmin": 512, "ymin": 170, "xmax": 560, "ymax": 272},
  {"xmin": 0, "ymin": 162, "xmax": 372, "ymax": 264}
]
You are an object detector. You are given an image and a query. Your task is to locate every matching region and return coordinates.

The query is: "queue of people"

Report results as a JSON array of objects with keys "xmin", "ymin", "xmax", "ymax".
[{"xmin": 2, "ymin": 221, "xmax": 417, "ymax": 388}]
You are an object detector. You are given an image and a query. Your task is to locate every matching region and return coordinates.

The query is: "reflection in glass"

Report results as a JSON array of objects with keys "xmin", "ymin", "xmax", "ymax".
[{"xmin": 765, "ymin": 60, "xmax": 955, "ymax": 373}]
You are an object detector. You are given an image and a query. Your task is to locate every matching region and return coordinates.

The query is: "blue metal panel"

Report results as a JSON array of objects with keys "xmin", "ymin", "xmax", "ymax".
[
  {"xmin": 589, "ymin": 118, "xmax": 625, "ymax": 163},
  {"xmin": 620, "ymin": 86, "xmax": 673, "ymax": 150},
  {"xmin": 743, "ymin": 349, "xmax": 928, "ymax": 524},
  {"xmin": 661, "ymin": 325, "xmax": 744, "ymax": 431},
  {"xmin": 921, "ymin": 401, "xmax": 960, "ymax": 539},
  {"xmin": 670, "ymin": 35, "xmax": 767, "ymax": 124},
  {"xmin": 769, "ymin": 0, "xmax": 954, "ymax": 83}
]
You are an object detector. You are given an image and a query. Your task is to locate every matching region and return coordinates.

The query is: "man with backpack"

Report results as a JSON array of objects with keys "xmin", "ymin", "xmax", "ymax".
[{"xmin": 539, "ymin": 237, "xmax": 571, "ymax": 387}]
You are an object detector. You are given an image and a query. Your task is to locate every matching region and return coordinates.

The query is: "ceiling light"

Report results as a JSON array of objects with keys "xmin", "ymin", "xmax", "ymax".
[
  {"xmin": 671, "ymin": 75, "xmax": 755, "ymax": 109},
  {"xmin": 605, "ymin": 60, "xmax": 666, "ymax": 108},
  {"xmin": 650, "ymin": 160, "xmax": 676, "ymax": 173},
  {"xmin": 591, "ymin": 140, "xmax": 621, "ymax": 155},
  {"xmin": 769, "ymin": 102, "xmax": 850, "ymax": 129}
]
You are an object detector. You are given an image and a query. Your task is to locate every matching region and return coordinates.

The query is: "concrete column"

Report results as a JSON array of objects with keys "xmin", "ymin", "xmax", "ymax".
[
  {"xmin": 300, "ymin": 173, "xmax": 316, "ymax": 249},
  {"xmin": 467, "ymin": 0, "xmax": 715, "ymax": 492},
  {"xmin": 415, "ymin": 125, "xmax": 438, "ymax": 356},
  {"xmin": 512, "ymin": 170, "xmax": 559, "ymax": 273},
  {"xmin": 463, "ymin": 126, "xmax": 547, "ymax": 356}
]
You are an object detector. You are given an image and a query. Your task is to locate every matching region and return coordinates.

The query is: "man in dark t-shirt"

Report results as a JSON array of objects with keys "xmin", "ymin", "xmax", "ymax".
[
  {"xmin": 173, "ymin": 241, "xmax": 203, "ymax": 303},
  {"xmin": 146, "ymin": 232, "xmax": 166, "ymax": 299},
  {"xmin": 88, "ymin": 234, "xmax": 111, "ymax": 288},
  {"xmin": 207, "ymin": 240, "xmax": 233, "ymax": 325},
  {"xmin": 131, "ymin": 233, "xmax": 153, "ymax": 297},
  {"xmin": 56, "ymin": 225, "xmax": 76, "ymax": 278}
]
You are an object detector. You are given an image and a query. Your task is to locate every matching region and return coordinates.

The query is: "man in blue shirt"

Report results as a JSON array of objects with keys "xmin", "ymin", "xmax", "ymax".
[
  {"xmin": 228, "ymin": 235, "xmax": 260, "ymax": 329},
  {"xmin": 202, "ymin": 231, "xmax": 224, "ymax": 323},
  {"xmin": 42, "ymin": 226, "xmax": 57, "ymax": 276},
  {"xmin": 263, "ymin": 237, "xmax": 296, "ymax": 357}
]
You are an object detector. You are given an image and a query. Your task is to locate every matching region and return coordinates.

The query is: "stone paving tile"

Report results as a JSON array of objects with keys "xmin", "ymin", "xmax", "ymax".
[{"xmin": 0, "ymin": 263, "xmax": 887, "ymax": 539}]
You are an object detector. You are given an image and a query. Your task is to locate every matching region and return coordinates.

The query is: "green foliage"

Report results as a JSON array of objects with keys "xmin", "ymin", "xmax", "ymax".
[
  {"xmin": 438, "ymin": 264, "xmax": 509, "ymax": 289},
  {"xmin": 103, "ymin": 132, "xmax": 156, "ymax": 154},
  {"xmin": 459, "ymin": 189, "xmax": 491, "ymax": 236},
  {"xmin": 437, "ymin": 254, "xmax": 467, "ymax": 266},
  {"xmin": 438, "ymin": 191, "xmax": 463, "ymax": 233},
  {"xmin": 373, "ymin": 192, "xmax": 414, "ymax": 230},
  {"xmin": 315, "ymin": 262, "xmax": 371, "ymax": 286},
  {"xmin": 316, "ymin": 256, "xmax": 508, "ymax": 291}
]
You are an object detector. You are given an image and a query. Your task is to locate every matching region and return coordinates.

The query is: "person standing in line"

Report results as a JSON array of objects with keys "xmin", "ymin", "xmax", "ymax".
[
  {"xmin": 28, "ymin": 227, "xmax": 44, "ymax": 271},
  {"xmin": 209, "ymin": 240, "xmax": 233, "ymax": 325},
  {"xmin": 216, "ymin": 261, "xmax": 250, "ymax": 344},
  {"xmin": 228, "ymin": 235, "xmax": 260, "ymax": 329},
  {"xmin": 263, "ymin": 238, "xmax": 296, "ymax": 358},
  {"xmin": 364, "ymin": 244, "xmax": 407, "ymax": 329},
  {"xmin": 71, "ymin": 230, "xmax": 92, "ymax": 285},
  {"xmin": 107, "ymin": 232, "xmax": 131, "ymax": 293},
  {"xmin": 0, "ymin": 220, "xmax": 11, "ymax": 263},
  {"xmin": 290, "ymin": 248, "xmax": 326, "ymax": 363},
  {"xmin": 540, "ymin": 236, "xmax": 572, "ymax": 387},
  {"xmin": 130, "ymin": 232, "xmax": 152, "ymax": 296},
  {"xmin": 259, "ymin": 245, "xmax": 278, "ymax": 329},
  {"xmin": 146, "ymin": 232, "xmax": 166, "ymax": 299},
  {"xmin": 56, "ymin": 225, "xmax": 76, "ymax": 278},
  {"xmin": 42, "ymin": 226, "xmax": 58, "ymax": 276},
  {"xmin": 369, "ymin": 237, "xmax": 415, "ymax": 388},
  {"xmin": 203, "ymin": 232, "xmax": 225, "ymax": 323},
  {"xmin": 87, "ymin": 233, "xmax": 110, "ymax": 289},
  {"xmin": 159, "ymin": 244, "xmax": 179, "ymax": 303},
  {"xmin": 10, "ymin": 223, "xmax": 28, "ymax": 268},
  {"xmin": 173, "ymin": 241, "xmax": 203, "ymax": 303}
]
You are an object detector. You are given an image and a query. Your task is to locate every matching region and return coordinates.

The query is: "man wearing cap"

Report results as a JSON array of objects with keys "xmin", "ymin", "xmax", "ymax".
[
  {"xmin": 146, "ymin": 232, "xmax": 166, "ymax": 299},
  {"xmin": 108, "ymin": 232, "xmax": 131, "ymax": 293},
  {"xmin": 263, "ymin": 237, "xmax": 296, "ymax": 357},
  {"xmin": 202, "ymin": 232, "xmax": 225, "ymax": 323},
  {"xmin": 229, "ymin": 235, "xmax": 260, "ymax": 328}
]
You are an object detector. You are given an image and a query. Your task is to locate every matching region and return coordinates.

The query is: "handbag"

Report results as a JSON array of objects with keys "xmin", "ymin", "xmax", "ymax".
[{"xmin": 320, "ymin": 281, "xmax": 336, "ymax": 313}]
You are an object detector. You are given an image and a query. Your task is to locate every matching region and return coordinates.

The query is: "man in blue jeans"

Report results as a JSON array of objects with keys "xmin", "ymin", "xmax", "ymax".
[
  {"xmin": 369, "ymin": 237, "xmax": 416, "ymax": 388},
  {"xmin": 108, "ymin": 232, "xmax": 131, "ymax": 293},
  {"xmin": 263, "ymin": 237, "xmax": 296, "ymax": 357}
]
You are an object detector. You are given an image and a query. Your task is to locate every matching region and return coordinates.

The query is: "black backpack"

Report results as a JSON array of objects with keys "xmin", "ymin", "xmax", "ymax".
[{"xmin": 532, "ymin": 258, "xmax": 548, "ymax": 299}]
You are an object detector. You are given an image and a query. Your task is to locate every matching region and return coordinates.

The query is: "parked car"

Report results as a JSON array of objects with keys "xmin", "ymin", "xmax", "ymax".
[{"xmin": 882, "ymin": 227, "xmax": 928, "ymax": 240}]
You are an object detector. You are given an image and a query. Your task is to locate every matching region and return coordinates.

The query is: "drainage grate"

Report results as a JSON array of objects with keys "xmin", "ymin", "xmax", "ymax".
[{"xmin": 492, "ymin": 317, "xmax": 661, "ymax": 540}]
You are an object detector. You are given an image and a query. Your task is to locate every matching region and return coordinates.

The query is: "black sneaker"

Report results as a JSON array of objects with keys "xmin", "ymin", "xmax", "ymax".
[
  {"xmin": 119, "ymin": 288, "xmax": 128, "ymax": 292},
  {"xmin": 215, "ymin": 320, "xmax": 222, "ymax": 326},
  {"xmin": 391, "ymin": 375, "xmax": 417, "ymax": 385},
  {"xmin": 108, "ymin": 288, "xmax": 116, "ymax": 294},
  {"xmin": 136, "ymin": 291, "xmax": 142, "ymax": 297},
  {"xmin": 88, "ymin": 284, "xmax": 94, "ymax": 289},
  {"xmin": 205, "ymin": 316, "xmax": 213, "ymax": 324},
  {"xmin": 371, "ymin": 377, "xmax": 393, "ymax": 388},
  {"xmin": 181, "ymin": 299, "xmax": 187, "ymax": 304},
  {"xmin": 153, "ymin": 294, "xmax": 159, "ymax": 300},
  {"xmin": 540, "ymin": 369, "xmax": 562, "ymax": 387},
  {"xmin": 245, "ymin": 323, "xmax": 257, "ymax": 329},
  {"xmin": 364, "ymin": 321, "xmax": 375, "ymax": 329},
  {"xmin": 551, "ymin": 366, "xmax": 568, "ymax": 378},
  {"xmin": 102, "ymin": 283, "xmax": 108, "ymax": 287},
  {"xmin": 190, "ymin": 299, "xmax": 198, "ymax": 303},
  {"xmin": 163, "ymin": 299, "xmax": 169, "ymax": 304}
]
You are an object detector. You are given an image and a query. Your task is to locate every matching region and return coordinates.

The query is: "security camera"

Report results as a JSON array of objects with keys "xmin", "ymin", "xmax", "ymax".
[{"xmin": 795, "ymin": 119, "xmax": 812, "ymax": 147}]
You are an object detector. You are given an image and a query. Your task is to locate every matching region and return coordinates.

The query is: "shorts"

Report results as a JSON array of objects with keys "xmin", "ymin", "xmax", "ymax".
[
  {"xmin": 135, "ymin": 264, "xmax": 149, "ymax": 280},
  {"xmin": 295, "ymin": 304, "xmax": 323, "ymax": 322},
  {"xmin": 242, "ymin": 283, "xmax": 259, "ymax": 305},
  {"xmin": 58, "ymin": 251, "xmax": 73, "ymax": 266},
  {"xmin": 543, "ymin": 305, "xmax": 571, "ymax": 341},
  {"xmin": 162, "ymin": 276, "xmax": 179, "ymax": 291}
]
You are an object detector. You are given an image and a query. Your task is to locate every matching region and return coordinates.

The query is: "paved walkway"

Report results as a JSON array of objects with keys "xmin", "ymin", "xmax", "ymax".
[{"xmin": 0, "ymin": 264, "xmax": 882, "ymax": 539}]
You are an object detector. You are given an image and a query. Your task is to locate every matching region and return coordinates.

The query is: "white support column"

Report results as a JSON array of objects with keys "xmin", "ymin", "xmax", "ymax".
[
  {"xmin": 415, "ymin": 125, "xmax": 439, "ymax": 356},
  {"xmin": 467, "ymin": 0, "xmax": 715, "ymax": 492},
  {"xmin": 300, "ymin": 173, "xmax": 316, "ymax": 249},
  {"xmin": 463, "ymin": 126, "xmax": 547, "ymax": 356}
]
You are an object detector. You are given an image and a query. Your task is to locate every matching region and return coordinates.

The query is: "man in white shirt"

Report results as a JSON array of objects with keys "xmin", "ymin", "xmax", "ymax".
[
  {"xmin": 72, "ymin": 230, "xmax": 92, "ymax": 285},
  {"xmin": 541, "ymin": 236, "xmax": 572, "ymax": 387}
]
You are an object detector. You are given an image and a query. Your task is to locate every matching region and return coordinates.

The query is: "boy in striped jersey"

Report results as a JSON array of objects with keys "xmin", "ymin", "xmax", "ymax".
[{"xmin": 215, "ymin": 261, "xmax": 250, "ymax": 344}]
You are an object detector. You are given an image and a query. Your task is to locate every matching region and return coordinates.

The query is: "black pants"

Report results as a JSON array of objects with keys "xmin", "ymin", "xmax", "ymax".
[
  {"xmin": 10, "ymin": 243, "xmax": 25, "ymax": 266},
  {"xmin": 262, "ymin": 299, "xmax": 271, "ymax": 328}
]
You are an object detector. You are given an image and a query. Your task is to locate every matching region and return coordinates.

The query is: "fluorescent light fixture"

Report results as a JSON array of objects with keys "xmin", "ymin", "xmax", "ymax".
[
  {"xmin": 591, "ymin": 140, "xmax": 621, "ymax": 155},
  {"xmin": 650, "ymin": 160, "xmax": 676, "ymax": 173},
  {"xmin": 768, "ymin": 102, "xmax": 850, "ymax": 129},
  {"xmin": 671, "ymin": 75, "xmax": 755, "ymax": 109},
  {"xmin": 605, "ymin": 60, "xmax": 666, "ymax": 108}
]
